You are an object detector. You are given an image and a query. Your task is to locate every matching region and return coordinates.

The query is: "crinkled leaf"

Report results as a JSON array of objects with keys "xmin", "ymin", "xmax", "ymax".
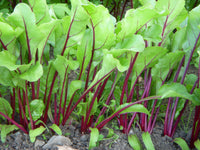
[
  {"xmin": 155, "ymin": 0, "xmax": 187, "ymax": 46},
  {"xmin": 174, "ymin": 138, "xmax": 190, "ymax": 150},
  {"xmin": 50, "ymin": 3, "xmax": 70, "ymax": 19},
  {"xmin": 0, "ymin": 21, "xmax": 22, "ymax": 47},
  {"xmin": 0, "ymin": 67, "xmax": 14, "ymax": 86},
  {"xmin": 82, "ymin": 3, "xmax": 116, "ymax": 49},
  {"xmin": 128, "ymin": 134, "xmax": 142, "ymax": 150},
  {"xmin": 0, "ymin": 51, "xmax": 19, "ymax": 71},
  {"xmin": 29, "ymin": 0, "xmax": 51, "ymax": 23},
  {"xmin": 89, "ymin": 128, "xmax": 99, "ymax": 150},
  {"xmin": 142, "ymin": 132, "xmax": 155, "ymax": 150},
  {"xmin": 0, "ymin": 98, "xmax": 13, "ymax": 119},
  {"xmin": 7, "ymin": 3, "xmax": 44, "ymax": 61},
  {"xmin": 19, "ymin": 61, "xmax": 43, "ymax": 82},
  {"xmin": 49, "ymin": 124, "xmax": 62, "ymax": 135},
  {"xmin": 117, "ymin": 7, "xmax": 158, "ymax": 40},
  {"xmin": 29, "ymin": 126, "xmax": 46, "ymax": 143},
  {"xmin": 0, "ymin": 125, "xmax": 18, "ymax": 143},
  {"xmin": 141, "ymin": 24, "xmax": 162, "ymax": 43},
  {"xmin": 114, "ymin": 34, "xmax": 145, "ymax": 52},
  {"xmin": 26, "ymin": 99, "xmax": 45, "ymax": 121}
]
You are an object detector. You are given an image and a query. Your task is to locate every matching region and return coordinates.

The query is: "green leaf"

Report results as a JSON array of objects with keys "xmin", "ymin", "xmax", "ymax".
[
  {"xmin": 77, "ymin": 29, "xmax": 93, "ymax": 72},
  {"xmin": 7, "ymin": 3, "xmax": 45, "ymax": 61},
  {"xmin": 117, "ymin": 6, "xmax": 158, "ymax": 40},
  {"xmin": 0, "ymin": 51, "xmax": 19, "ymax": 71},
  {"xmin": 19, "ymin": 61, "xmax": 43, "ymax": 82},
  {"xmin": 89, "ymin": 128, "xmax": 99, "ymax": 150},
  {"xmin": 184, "ymin": 5, "xmax": 200, "ymax": 51},
  {"xmin": 68, "ymin": 80, "xmax": 82, "ymax": 100},
  {"xmin": 152, "ymin": 51, "xmax": 185, "ymax": 90},
  {"xmin": 132, "ymin": 46, "xmax": 168, "ymax": 84},
  {"xmin": 139, "ymin": 0, "xmax": 156, "ymax": 8},
  {"xmin": 128, "ymin": 134, "xmax": 142, "ymax": 150},
  {"xmin": 114, "ymin": 104, "xmax": 150, "ymax": 116},
  {"xmin": 0, "ymin": 67, "xmax": 14, "ymax": 86},
  {"xmin": 29, "ymin": 126, "xmax": 46, "ymax": 143},
  {"xmin": 29, "ymin": 0, "xmax": 51, "ymax": 23},
  {"xmin": 114, "ymin": 34, "xmax": 145, "ymax": 52},
  {"xmin": 174, "ymin": 138, "xmax": 190, "ymax": 150},
  {"xmin": 155, "ymin": 0, "xmax": 187, "ymax": 46},
  {"xmin": 106, "ymin": 128, "xmax": 114, "ymax": 138},
  {"xmin": 26, "ymin": 99, "xmax": 45, "ymax": 121},
  {"xmin": 49, "ymin": 124, "xmax": 62, "ymax": 135},
  {"xmin": 141, "ymin": 24, "xmax": 162, "ymax": 43},
  {"xmin": 50, "ymin": 3, "xmax": 70, "ymax": 19},
  {"xmin": 194, "ymin": 139, "xmax": 200, "ymax": 150},
  {"xmin": 0, "ymin": 125, "xmax": 18, "ymax": 143},
  {"xmin": 53, "ymin": 55, "xmax": 68, "ymax": 80},
  {"xmin": 142, "ymin": 132, "xmax": 155, "ymax": 150},
  {"xmin": 0, "ymin": 98, "xmax": 13, "ymax": 119},
  {"xmin": 82, "ymin": 2, "xmax": 116, "ymax": 49},
  {"xmin": 0, "ymin": 21, "xmax": 22, "ymax": 48},
  {"xmin": 158, "ymin": 83, "xmax": 200, "ymax": 105}
]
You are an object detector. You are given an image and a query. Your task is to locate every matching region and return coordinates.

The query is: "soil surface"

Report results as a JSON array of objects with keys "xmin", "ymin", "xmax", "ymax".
[{"xmin": 0, "ymin": 120, "xmax": 194, "ymax": 150}]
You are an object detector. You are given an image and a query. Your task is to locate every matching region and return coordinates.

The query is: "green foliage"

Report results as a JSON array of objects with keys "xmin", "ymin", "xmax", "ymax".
[
  {"xmin": 25, "ymin": 99, "xmax": 45, "ymax": 121},
  {"xmin": 158, "ymin": 83, "xmax": 200, "ymax": 105},
  {"xmin": 0, "ymin": 125, "xmax": 18, "ymax": 143},
  {"xmin": 89, "ymin": 128, "xmax": 99, "ymax": 150},
  {"xmin": 128, "ymin": 134, "xmax": 142, "ymax": 150},
  {"xmin": 142, "ymin": 132, "xmax": 155, "ymax": 150},
  {"xmin": 174, "ymin": 138, "xmax": 190, "ymax": 150},
  {"xmin": 29, "ymin": 126, "xmax": 46, "ymax": 143},
  {"xmin": 49, "ymin": 124, "xmax": 62, "ymax": 135},
  {"xmin": 0, "ymin": 98, "xmax": 12, "ymax": 119},
  {"xmin": 0, "ymin": 0, "xmax": 200, "ymax": 149}
]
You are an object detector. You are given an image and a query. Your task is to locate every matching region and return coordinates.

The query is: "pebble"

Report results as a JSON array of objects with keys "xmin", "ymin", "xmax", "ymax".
[
  {"xmin": 34, "ymin": 139, "xmax": 45, "ymax": 148},
  {"xmin": 42, "ymin": 135, "xmax": 72, "ymax": 149},
  {"xmin": 80, "ymin": 135, "xmax": 89, "ymax": 142}
]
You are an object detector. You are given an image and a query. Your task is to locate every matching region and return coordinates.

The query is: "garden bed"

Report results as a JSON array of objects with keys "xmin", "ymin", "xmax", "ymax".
[{"xmin": 1, "ymin": 0, "xmax": 200, "ymax": 150}]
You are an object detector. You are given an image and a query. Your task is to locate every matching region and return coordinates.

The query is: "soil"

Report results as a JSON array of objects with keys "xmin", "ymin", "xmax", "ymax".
[{"xmin": 0, "ymin": 121, "xmax": 186, "ymax": 150}]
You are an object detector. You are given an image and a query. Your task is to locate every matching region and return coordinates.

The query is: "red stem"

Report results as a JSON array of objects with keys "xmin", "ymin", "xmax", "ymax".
[
  {"xmin": 81, "ymin": 83, "xmax": 102, "ymax": 133},
  {"xmin": 25, "ymin": 81, "xmax": 34, "ymax": 129},
  {"xmin": 43, "ymin": 71, "xmax": 58, "ymax": 123},
  {"xmin": 62, "ymin": 69, "xmax": 115, "ymax": 125},
  {"xmin": 0, "ymin": 112, "xmax": 28, "ymax": 134},
  {"xmin": 0, "ymin": 38, "xmax": 7, "ymax": 50}
]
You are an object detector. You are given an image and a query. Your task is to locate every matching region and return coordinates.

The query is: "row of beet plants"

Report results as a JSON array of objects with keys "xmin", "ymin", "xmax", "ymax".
[{"xmin": 0, "ymin": 0, "xmax": 200, "ymax": 148}]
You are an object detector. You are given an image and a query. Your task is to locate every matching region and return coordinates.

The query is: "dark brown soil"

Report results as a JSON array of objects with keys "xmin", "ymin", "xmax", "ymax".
[{"xmin": 0, "ymin": 120, "xmax": 194, "ymax": 150}]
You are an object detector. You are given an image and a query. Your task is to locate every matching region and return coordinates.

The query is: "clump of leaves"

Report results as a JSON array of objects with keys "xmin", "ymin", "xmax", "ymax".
[{"xmin": 0, "ymin": 0, "xmax": 200, "ymax": 149}]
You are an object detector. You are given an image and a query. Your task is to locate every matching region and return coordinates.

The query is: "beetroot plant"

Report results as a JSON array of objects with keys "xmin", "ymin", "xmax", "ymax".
[{"xmin": 0, "ymin": 0, "xmax": 200, "ymax": 149}]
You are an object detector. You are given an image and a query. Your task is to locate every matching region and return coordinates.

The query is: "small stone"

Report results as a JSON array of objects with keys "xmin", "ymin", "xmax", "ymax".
[
  {"xmin": 35, "ymin": 139, "xmax": 45, "ymax": 148},
  {"xmin": 42, "ymin": 135, "xmax": 72, "ymax": 149},
  {"xmin": 56, "ymin": 145, "xmax": 78, "ymax": 150},
  {"xmin": 80, "ymin": 135, "xmax": 89, "ymax": 142}
]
